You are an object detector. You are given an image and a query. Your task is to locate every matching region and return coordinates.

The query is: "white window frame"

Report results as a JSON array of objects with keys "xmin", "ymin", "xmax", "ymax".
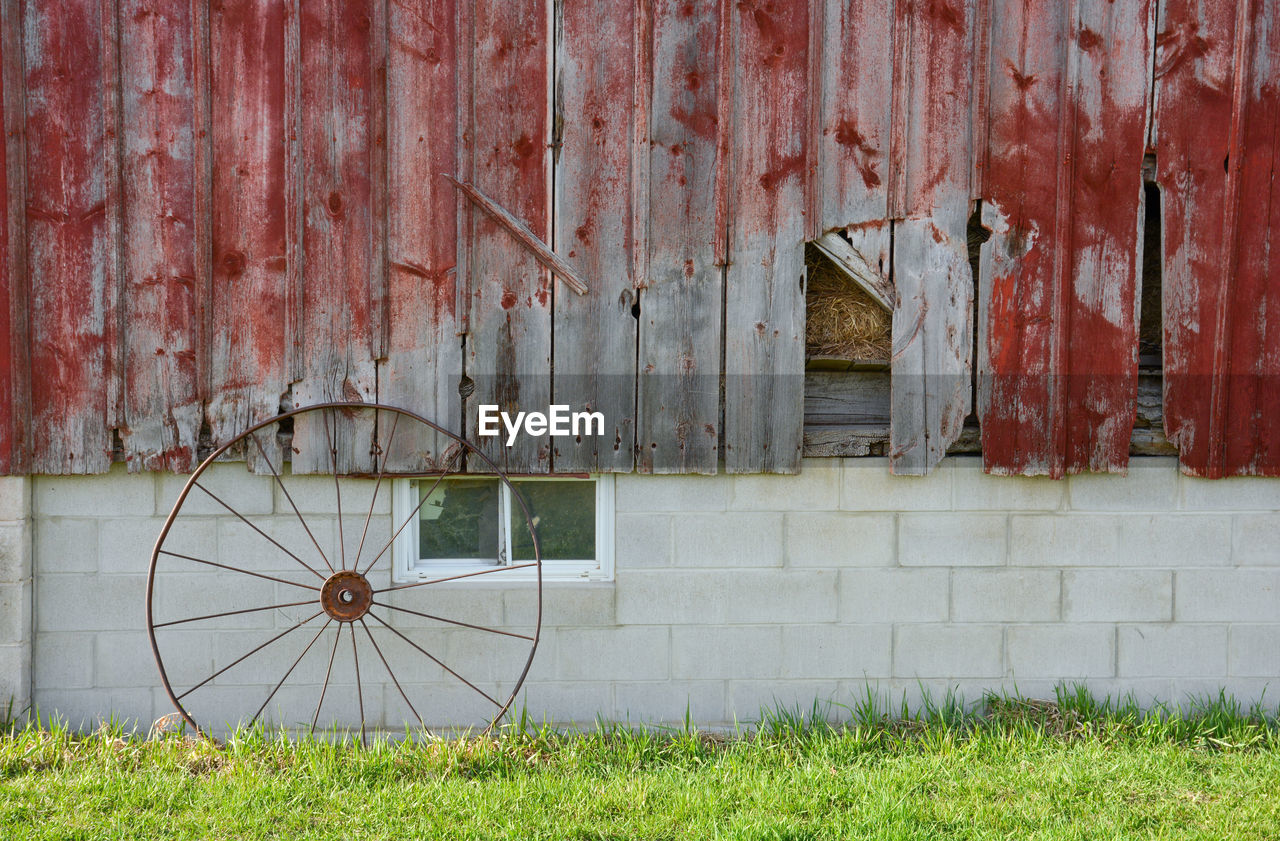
[{"xmin": 391, "ymin": 474, "xmax": 614, "ymax": 583}]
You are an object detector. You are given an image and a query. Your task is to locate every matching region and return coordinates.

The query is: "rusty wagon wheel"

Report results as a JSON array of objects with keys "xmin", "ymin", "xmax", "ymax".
[{"xmin": 146, "ymin": 402, "xmax": 542, "ymax": 742}]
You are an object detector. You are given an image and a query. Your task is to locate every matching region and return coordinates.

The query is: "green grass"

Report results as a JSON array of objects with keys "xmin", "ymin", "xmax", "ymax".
[{"xmin": 4, "ymin": 685, "xmax": 1280, "ymax": 839}]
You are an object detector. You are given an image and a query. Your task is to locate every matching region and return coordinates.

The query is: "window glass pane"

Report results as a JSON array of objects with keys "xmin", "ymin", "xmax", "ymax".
[
  {"xmin": 418, "ymin": 478, "xmax": 500, "ymax": 562},
  {"xmin": 510, "ymin": 480, "xmax": 595, "ymax": 561}
]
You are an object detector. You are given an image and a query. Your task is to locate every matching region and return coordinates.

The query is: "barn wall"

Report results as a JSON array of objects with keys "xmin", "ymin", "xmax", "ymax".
[
  {"xmin": 2, "ymin": 3, "xmax": 1278, "ymax": 479},
  {"xmin": 12, "ymin": 457, "xmax": 1280, "ymax": 731}
]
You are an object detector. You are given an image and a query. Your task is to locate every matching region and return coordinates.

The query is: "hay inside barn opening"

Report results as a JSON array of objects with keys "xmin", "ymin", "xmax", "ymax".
[{"xmin": 805, "ymin": 241, "xmax": 892, "ymax": 361}]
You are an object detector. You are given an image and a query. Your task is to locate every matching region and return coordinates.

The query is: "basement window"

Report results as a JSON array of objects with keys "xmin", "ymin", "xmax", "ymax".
[{"xmin": 390, "ymin": 475, "xmax": 614, "ymax": 583}]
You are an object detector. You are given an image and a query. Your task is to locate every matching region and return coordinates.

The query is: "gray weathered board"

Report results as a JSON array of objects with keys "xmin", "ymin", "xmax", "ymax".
[
  {"xmin": 802, "ymin": 370, "xmax": 1174, "ymax": 458},
  {"xmin": 552, "ymin": 0, "xmax": 639, "ymax": 473}
]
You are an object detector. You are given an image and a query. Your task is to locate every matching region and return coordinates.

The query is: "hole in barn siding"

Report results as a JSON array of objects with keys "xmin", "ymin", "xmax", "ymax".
[
  {"xmin": 966, "ymin": 201, "xmax": 992, "ymax": 435},
  {"xmin": 1139, "ymin": 179, "xmax": 1162, "ymax": 366},
  {"xmin": 967, "ymin": 201, "xmax": 992, "ymax": 276},
  {"xmin": 1130, "ymin": 158, "xmax": 1173, "ymax": 456},
  {"xmin": 804, "ymin": 237, "xmax": 891, "ymax": 366}
]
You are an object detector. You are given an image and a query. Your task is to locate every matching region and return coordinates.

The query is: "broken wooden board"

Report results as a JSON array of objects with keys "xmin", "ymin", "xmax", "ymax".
[
  {"xmin": 379, "ymin": 0, "xmax": 463, "ymax": 473},
  {"xmin": 204, "ymin": 0, "xmax": 291, "ymax": 472},
  {"xmin": 24, "ymin": 0, "xmax": 112, "ymax": 473},
  {"xmin": 1157, "ymin": 0, "xmax": 1280, "ymax": 476},
  {"xmin": 811, "ymin": 232, "xmax": 894, "ymax": 310},
  {"xmin": 979, "ymin": 0, "xmax": 1153, "ymax": 476},
  {"xmin": 723, "ymin": 0, "xmax": 808, "ymax": 474},
  {"xmin": 290, "ymin": 0, "xmax": 380, "ymax": 475},
  {"xmin": 114, "ymin": 0, "xmax": 201, "ymax": 472},
  {"xmin": 636, "ymin": 0, "xmax": 723, "ymax": 474},
  {"xmin": 887, "ymin": 0, "xmax": 976, "ymax": 476},
  {"xmin": 552, "ymin": 0, "xmax": 638, "ymax": 473},
  {"xmin": 462, "ymin": 0, "xmax": 553, "ymax": 474},
  {"xmin": 449, "ymin": 176, "xmax": 588, "ymax": 296},
  {"xmin": 814, "ymin": 0, "xmax": 894, "ymax": 294}
]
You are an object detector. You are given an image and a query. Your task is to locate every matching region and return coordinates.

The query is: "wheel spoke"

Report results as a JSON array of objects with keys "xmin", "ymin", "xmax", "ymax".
[
  {"xmin": 366, "ymin": 611, "xmax": 501, "ymax": 709},
  {"xmin": 350, "ymin": 623, "xmax": 366, "ymax": 747},
  {"xmin": 176, "ymin": 611, "xmax": 324, "ymax": 701},
  {"xmin": 322, "ymin": 408, "xmax": 345, "ymax": 570},
  {"xmin": 311, "ymin": 623, "xmax": 342, "ymax": 734},
  {"xmin": 371, "ymin": 600, "xmax": 533, "ymax": 641},
  {"xmin": 249, "ymin": 430, "xmax": 336, "ymax": 574},
  {"xmin": 359, "ymin": 617, "xmax": 425, "ymax": 732},
  {"xmin": 158, "ymin": 550, "xmax": 321, "ymax": 592},
  {"xmin": 374, "ymin": 562, "xmax": 539, "ymax": 594},
  {"xmin": 251, "ymin": 619, "xmax": 332, "ymax": 727},
  {"xmin": 153, "ymin": 598, "xmax": 318, "ymax": 629},
  {"xmin": 351, "ymin": 410, "xmax": 399, "ymax": 573},
  {"xmin": 360, "ymin": 446, "xmax": 463, "ymax": 576},
  {"xmin": 194, "ymin": 481, "xmax": 326, "ymax": 580}
]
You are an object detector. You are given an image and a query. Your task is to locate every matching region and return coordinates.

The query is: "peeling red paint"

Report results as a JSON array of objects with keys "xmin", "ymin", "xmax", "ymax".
[
  {"xmin": 980, "ymin": 0, "xmax": 1152, "ymax": 477},
  {"xmin": 1160, "ymin": 0, "xmax": 1280, "ymax": 477},
  {"xmin": 2, "ymin": 3, "xmax": 1278, "ymax": 478}
]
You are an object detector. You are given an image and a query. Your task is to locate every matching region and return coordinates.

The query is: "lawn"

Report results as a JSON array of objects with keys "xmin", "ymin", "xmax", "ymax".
[{"xmin": 3, "ymin": 689, "xmax": 1280, "ymax": 840}]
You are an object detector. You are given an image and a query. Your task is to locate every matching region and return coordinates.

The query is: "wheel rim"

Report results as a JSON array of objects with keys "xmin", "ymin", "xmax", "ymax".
[{"xmin": 146, "ymin": 402, "xmax": 543, "ymax": 741}]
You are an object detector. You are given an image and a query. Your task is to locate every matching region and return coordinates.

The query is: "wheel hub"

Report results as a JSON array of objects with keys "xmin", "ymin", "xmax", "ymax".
[{"xmin": 320, "ymin": 570, "xmax": 373, "ymax": 622}]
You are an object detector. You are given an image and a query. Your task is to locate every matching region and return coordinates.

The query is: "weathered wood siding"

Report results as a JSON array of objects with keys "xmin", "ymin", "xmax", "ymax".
[
  {"xmin": 979, "ymin": 0, "xmax": 1154, "ymax": 477},
  {"xmin": 1157, "ymin": 0, "xmax": 1280, "ymax": 477},
  {"xmin": 0, "ymin": 2, "xmax": 1278, "ymax": 478}
]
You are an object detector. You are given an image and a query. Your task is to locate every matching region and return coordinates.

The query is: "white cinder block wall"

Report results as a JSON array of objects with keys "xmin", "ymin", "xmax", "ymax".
[
  {"xmin": 7, "ymin": 456, "xmax": 1280, "ymax": 731},
  {"xmin": 0, "ymin": 476, "xmax": 31, "ymax": 717}
]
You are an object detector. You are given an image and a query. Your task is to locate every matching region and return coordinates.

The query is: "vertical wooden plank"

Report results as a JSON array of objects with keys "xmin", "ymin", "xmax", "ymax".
[
  {"xmin": 1219, "ymin": 1, "xmax": 1280, "ymax": 474},
  {"xmin": 1160, "ymin": 0, "xmax": 1280, "ymax": 476},
  {"xmin": 23, "ymin": 0, "xmax": 112, "ymax": 473},
  {"xmin": 290, "ymin": 0, "xmax": 380, "ymax": 474},
  {"xmin": 976, "ymin": 0, "xmax": 1064, "ymax": 476},
  {"xmin": 1057, "ymin": 0, "xmax": 1151, "ymax": 474},
  {"xmin": 1155, "ymin": 0, "xmax": 1234, "ymax": 476},
  {"xmin": 101, "ymin": 0, "xmax": 123, "ymax": 447},
  {"xmin": 637, "ymin": 0, "xmax": 723, "ymax": 474},
  {"xmin": 379, "ymin": 0, "xmax": 463, "ymax": 471},
  {"xmin": 887, "ymin": 0, "xmax": 976, "ymax": 475},
  {"xmin": 980, "ymin": 0, "xmax": 1152, "ymax": 476},
  {"xmin": 463, "ymin": 0, "xmax": 552, "ymax": 473},
  {"xmin": 0, "ymin": 0, "xmax": 25, "ymax": 474},
  {"xmin": 115, "ymin": 0, "xmax": 200, "ymax": 472},
  {"xmin": 722, "ymin": 0, "xmax": 807, "ymax": 474},
  {"xmin": 552, "ymin": 0, "xmax": 637, "ymax": 473},
  {"xmin": 817, "ymin": 0, "xmax": 893, "ymax": 277},
  {"xmin": 205, "ymin": 0, "xmax": 289, "ymax": 467}
]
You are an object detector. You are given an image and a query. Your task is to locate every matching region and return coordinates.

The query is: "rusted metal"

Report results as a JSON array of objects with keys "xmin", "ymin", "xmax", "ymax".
[
  {"xmin": 320, "ymin": 570, "xmax": 374, "ymax": 622},
  {"xmin": 147, "ymin": 402, "xmax": 544, "ymax": 739}
]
